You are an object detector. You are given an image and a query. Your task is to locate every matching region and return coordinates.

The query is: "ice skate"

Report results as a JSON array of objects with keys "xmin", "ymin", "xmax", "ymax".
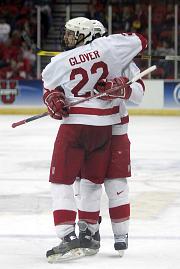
[
  {"xmin": 46, "ymin": 231, "xmax": 84, "ymax": 263},
  {"xmin": 93, "ymin": 229, "xmax": 100, "ymax": 243},
  {"xmin": 92, "ymin": 216, "xmax": 101, "ymax": 244},
  {"xmin": 78, "ymin": 220, "xmax": 100, "ymax": 256},
  {"xmin": 114, "ymin": 234, "xmax": 128, "ymax": 257}
]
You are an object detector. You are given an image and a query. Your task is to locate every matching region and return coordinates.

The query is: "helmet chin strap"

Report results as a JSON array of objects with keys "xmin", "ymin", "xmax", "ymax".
[
  {"xmin": 75, "ymin": 32, "xmax": 91, "ymax": 46},
  {"xmin": 64, "ymin": 32, "xmax": 91, "ymax": 51}
]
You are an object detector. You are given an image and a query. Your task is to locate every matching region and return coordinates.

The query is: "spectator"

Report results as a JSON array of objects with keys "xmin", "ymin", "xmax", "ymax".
[
  {"xmin": 0, "ymin": 17, "xmax": 11, "ymax": 43},
  {"xmin": 131, "ymin": 4, "xmax": 148, "ymax": 34},
  {"xmin": 154, "ymin": 39, "xmax": 175, "ymax": 79}
]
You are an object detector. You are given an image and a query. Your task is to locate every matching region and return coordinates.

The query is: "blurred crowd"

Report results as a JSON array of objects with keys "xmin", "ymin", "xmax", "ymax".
[
  {"xmin": 0, "ymin": 0, "xmax": 52, "ymax": 80},
  {"xmin": 0, "ymin": 0, "xmax": 179, "ymax": 79},
  {"xmin": 86, "ymin": 0, "xmax": 179, "ymax": 79}
]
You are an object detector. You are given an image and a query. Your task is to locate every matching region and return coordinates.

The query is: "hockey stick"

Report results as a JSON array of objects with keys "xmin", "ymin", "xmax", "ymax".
[
  {"xmin": 36, "ymin": 49, "xmax": 180, "ymax": 61},
  {"xmin": 11, "ymin": 65, "xmax": 156, "ymax": 128},
  {"xmin": 22, "ymin": 31, "xmax": 180, "ymax": 61},
  {"xmin": 136, "ymin": 55, "xmax": 180, "ymax": 61},
  {"xmin": 37, "ymin": 50, "xmax": 180, "ymax": 61},
  {"xmin": 64, "ymin": 65, "xmax": 157, "ymax": 107},
  {"xmin": 21, "ymin": 33, "xmax": 180, "ymax": 61},
  {"xmin": 11, "ymin": 112, "xmax": 49, "ymax": 128}
]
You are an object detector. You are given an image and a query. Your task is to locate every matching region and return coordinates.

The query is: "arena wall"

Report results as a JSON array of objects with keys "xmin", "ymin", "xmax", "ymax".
[{"xmin": 0, "ymin": 80, "xmax": 180, "ymax": 116}]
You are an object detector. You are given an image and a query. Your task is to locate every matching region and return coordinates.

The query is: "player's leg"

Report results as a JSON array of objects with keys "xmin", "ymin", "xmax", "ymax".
[
  {"xmin": 105, "ymin": 134, "xmax": 131, "ymax": 256},
  {"xmin": 104, "ymin": 178, "xmax": 130, "ymax": 256},
  {"xmin": 46, "ymin": 124, "xmax": 85, "ymax": 262},
  {"xmin": 74, "ymin": 177, "xmax": 102, "ymax": 255},
  {"xmin": 73, "ymin": 177, "xmax": 81, "ymax": 208},
  {"xmin": 78, "ymin": 125, "xmax": 112, "ymax": 255},
  {"xmin": 47, "ymin": 183, "xmax": 84, "ymax": 262},
  {"xmin": 78, "ymin": 178, "xmax": 102, "ymax": 255}
]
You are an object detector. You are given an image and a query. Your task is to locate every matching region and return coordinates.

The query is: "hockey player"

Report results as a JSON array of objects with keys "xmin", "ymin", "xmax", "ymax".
[
  {"xmin": 74, "ymin": 21, "xmax": 146, "ymax": 257},
  {"xmin": 42, "ymin": 16, "xmax": 147, "ymax": 262},
  {"xmin": 76, "ymin": 63, "xmax": 145, "ymax": 257}
]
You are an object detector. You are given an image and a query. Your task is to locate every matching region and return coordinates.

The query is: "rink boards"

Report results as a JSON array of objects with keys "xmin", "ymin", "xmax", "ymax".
[{"xmin": 0, "ymin": 79, "xmax": 180, "ymax": 115}]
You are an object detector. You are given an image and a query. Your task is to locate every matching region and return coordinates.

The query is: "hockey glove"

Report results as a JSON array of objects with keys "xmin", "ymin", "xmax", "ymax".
[
  {"xmin": 95, "ymin": 79, "xmax": 114, "ymax": 100},
  {"xmin": 43, "ymin": 89, "xmax": 69, "ymax": 120},
  {"xmin": 96, "ymin": 77, "xmax": 132, "ymax": 100}
]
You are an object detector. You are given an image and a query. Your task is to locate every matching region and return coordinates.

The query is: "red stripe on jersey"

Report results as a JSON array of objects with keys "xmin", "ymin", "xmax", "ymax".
[
  {"xmin": 115, "ymin": 115, "xmax": 129, "ymax": 126},
  {"xmin": 53, "ymin": 209, "xmax": 76, "ymax": 225},
  {"xmin": 69, "ymin": 105, "xmax": 119, "ymax": 116},
  {"xmin": 136, "ymin": 79, "xmax": 145, "ymax": 92},
  {"xmin": 109, "ymin": 204, "xmax": 130, "ymax": 222},
  {"xmin": 120, "ymin": 115, "xmax": 129, "ymax": 125},
  {"xmin": 135, "ymin": 33, "xmax": 148, "ymax": 52},
  {"xmin": 78, "ymin": 209, "xmax": 100, "ymax": 224}
]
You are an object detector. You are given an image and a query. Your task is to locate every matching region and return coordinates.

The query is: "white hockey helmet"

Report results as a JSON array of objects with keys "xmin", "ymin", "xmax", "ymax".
[
  {"xmin": 91, "ymin": 19, "xmax": 106, "ymax": 38},
  {"xmin": 65, "ymin": 17, "xmax": 94, "ymax": 46}
]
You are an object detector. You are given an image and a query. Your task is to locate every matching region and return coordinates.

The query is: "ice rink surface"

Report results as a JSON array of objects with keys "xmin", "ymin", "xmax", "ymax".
[{"xmin": 0, "ymin": 115, "xmax": 180, "ymax": 269}]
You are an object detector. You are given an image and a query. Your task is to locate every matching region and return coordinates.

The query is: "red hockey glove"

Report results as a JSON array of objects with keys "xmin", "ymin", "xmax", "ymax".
[
  {"xmin": 111, "ymin": 77, "xmax": 132, "ymax": 99},
  {"xmin": 95, "ymin": 79, "xmax": 114, "ymax": 100},
  {"xmin": 96, "ymin": 77, "xmax": 132, "ymax": 100},
  {"xmin": 43, "ymin": 89, "xmax": 69, "ymax": 120}
]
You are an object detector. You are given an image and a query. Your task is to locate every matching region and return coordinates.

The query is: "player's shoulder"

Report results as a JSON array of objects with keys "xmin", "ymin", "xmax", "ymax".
[
  {"xmin": 91, "ymin": 35, "xmax": 111, "ymax": 50},
  {"xmin": 50, "ymin": 50, "xmax": 70, "ymax": 62},
  {"xmin": 50, "ymin": 45, "xmax": 90, "ymax": 63},
  {"xmin": 42, "ymin": 49, "xmax": 70, "ymax": 74},
  {"xmin": 107, "ymin": 32, "xmax": 147, "ymax": 50},
  {"xmin": 107, "ymin": 32, "xmax": 146, "ymax": 40},
  {"xmin": 92, "ymin": 32, "xmax": 144, "ymax": 45}
]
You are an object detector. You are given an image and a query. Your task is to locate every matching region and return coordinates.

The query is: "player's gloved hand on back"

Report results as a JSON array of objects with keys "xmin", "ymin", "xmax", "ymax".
[
  {"xmin": 43, "ymin": 89, "xmax": 69, "ymax": 120},
  {"xmin": 95, "ymin": 77, "xmax": 132, "ymax": 100},
  {"xmin": 95, "ymin": 79, "xmax": 113, "ymax": 100},
  {"xmin": 111, "ymin": 77, "xmax": 132, "ymax": 99}
]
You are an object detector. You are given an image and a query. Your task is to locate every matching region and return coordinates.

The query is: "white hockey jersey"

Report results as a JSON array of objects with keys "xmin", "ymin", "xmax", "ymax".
[{"xmin": 42, "ymin": 33, "xmax": 147, "ymax": 126}]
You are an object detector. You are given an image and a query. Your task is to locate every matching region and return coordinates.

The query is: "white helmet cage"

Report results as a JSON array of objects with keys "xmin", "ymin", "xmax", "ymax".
[
  {"xmin": 91, "ymin": 19, "xmax": 106, "ymax": 37},
  {"xmin": 65, "ymin": 17, "xmax": 94, "ymax": 46}
]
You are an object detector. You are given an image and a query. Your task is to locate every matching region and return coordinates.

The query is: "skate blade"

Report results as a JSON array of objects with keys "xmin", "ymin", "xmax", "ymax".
[
  {"xmin": 47, "ymin": 248, "xmax": 85, "ymax": 263},
  {"xmin": 117, "ymin": 250, "xmax": 124, "ymax": 257},
  {"xmin": 82, "ymin": 248, "xmax": 99, "ymax": 256}
]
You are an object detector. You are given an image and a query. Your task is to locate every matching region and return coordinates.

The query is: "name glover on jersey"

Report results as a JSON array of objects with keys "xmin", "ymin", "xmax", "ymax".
[{"xmin": 69, "ymin": 50, "xmax": 100, "ymax": 66}]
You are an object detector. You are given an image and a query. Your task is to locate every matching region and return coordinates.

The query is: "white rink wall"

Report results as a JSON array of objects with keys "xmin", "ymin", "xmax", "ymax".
[
  {"xmin": 127, "ymin": 80, "xmax": 180, "ymax": 114},
  {"xmin": 138, "ymin": 80, "xmax": 164, "ymax": 109}
]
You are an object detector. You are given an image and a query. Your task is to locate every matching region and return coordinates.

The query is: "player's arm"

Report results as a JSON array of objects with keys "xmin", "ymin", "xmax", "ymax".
[
  {"xmin": 95, "ymin": 77, "xmax": 133, "ymax": 101},
  {"xmin": 95, "ymin": 62, "xmax": 145, "ymax": 103},
  {"xmin": 41, "ymin": 55, "xmax": 70, "ymax": 120},
  {"xmin": 122, "ymin": 61, "xmax": 145, "ymax": 105},
  {"xmin": 105, "ymin": 33, "xmax": 147, "ymax": 68}
]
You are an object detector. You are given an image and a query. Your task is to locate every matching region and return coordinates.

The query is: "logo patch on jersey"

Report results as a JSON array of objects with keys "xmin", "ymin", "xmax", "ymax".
[{"xmin": 117, "ymin": 191, "xmax": 123, "ymax": 195}]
